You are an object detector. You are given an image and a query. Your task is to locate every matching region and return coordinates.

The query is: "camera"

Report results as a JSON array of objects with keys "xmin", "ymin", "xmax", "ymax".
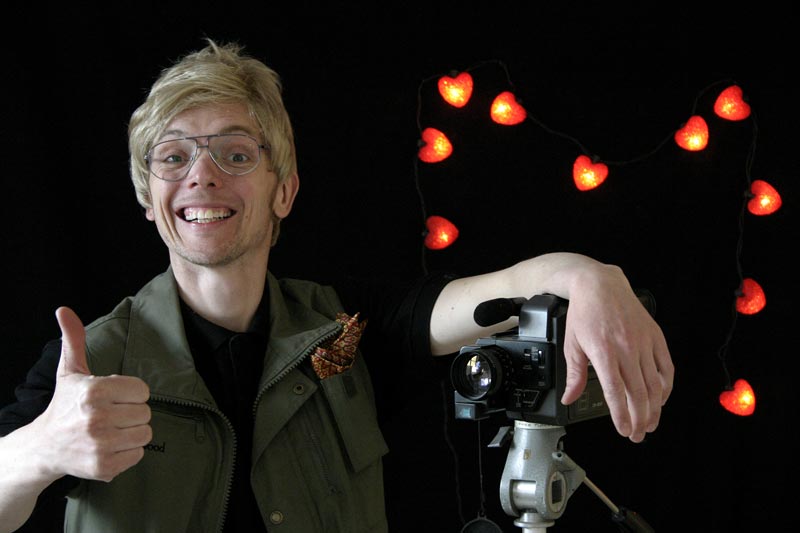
[{"xmin": 450, "ymin": 292, "xmax": 655, "ymax": 426}]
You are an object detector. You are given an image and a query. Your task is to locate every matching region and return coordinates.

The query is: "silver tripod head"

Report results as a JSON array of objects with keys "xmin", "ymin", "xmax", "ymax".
[{"xmin": 494, "ymin": 421, "xmax": 586, "ymax": 532}]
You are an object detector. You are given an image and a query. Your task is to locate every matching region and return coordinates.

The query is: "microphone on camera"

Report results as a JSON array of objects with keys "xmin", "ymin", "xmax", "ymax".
[{"xmin": 473, "ymin": 297, "xmax": 527, "ymax": 327}]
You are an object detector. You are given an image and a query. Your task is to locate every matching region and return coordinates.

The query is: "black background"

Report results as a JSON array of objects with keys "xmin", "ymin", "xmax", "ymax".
[{"xmin": 3, "ymin": 3, "xmax": 797, "ymax": 532}]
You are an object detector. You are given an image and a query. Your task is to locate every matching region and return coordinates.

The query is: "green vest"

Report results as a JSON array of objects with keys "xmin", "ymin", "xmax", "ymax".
[{"xmin": 64, "ymin": 268, "xmax": 389, "ymax": 532}]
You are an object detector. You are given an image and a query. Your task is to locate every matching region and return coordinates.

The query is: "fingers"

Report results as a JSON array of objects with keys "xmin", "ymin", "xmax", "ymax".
[
  {"xmin": 564, "ymin": 330, "xmax": 672, "ymax": 443},
  {"xmin": 589, "ymin": 362, "xmax": 634, "ymax": 440},
  {"xmin": 62, "ymin": 382, "xmax": 152, "ymax": 482},
  {"xmin": 108, "ymin": 400, "xmax": 152, "ymax": 429},
  {"xmin": 72, "ymin": 383, "xmax": 152, "ymax": 428},
  {"xmin": 627, "ymin": 331, "xmax": 674, "ymax": 439},
  {"xmin": 654, "ymin": 337, "xmax": 675, "ymax": 405},
  {"xmin": 83, "ymin": 374, "xmax": 151, "ymax": 405},
  {"xmin": 95, "ymin": 448, "xmax": 146, "ymax": 483},
  {"xmin": 110, "ymin": 424, "xmax": 153, "ymax": 452},
  {"xmin": 79, "ymin": 425, "xmax": 152, "ymax": 482},
  {"xmin": 618, "ymin": 366, "xmax": 654, "ymax": 443},
  {"xmin": 603, "ymin": 345, "xmax": 672, "ymax": 443}
]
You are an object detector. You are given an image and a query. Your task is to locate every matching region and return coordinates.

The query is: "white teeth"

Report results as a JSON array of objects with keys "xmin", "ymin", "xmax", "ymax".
[{"xmin": 183, "ymin": 207, "xmax": 232, "ymax": 223}]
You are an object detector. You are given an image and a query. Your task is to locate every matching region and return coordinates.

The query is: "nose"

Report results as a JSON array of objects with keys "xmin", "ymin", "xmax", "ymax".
[{"xmin": 185, "ymin": 145, "xmax": 223, "ymax": 187}]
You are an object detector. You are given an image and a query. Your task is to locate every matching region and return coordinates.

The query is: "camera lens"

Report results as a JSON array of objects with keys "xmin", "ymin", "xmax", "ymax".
[
  {"xmin": 451, "ymin": 346, "xmax": 506, "ymax": 400},
  {"xmin": 465, "ymin": 353, "xmax": 493, "ymax": 397}
]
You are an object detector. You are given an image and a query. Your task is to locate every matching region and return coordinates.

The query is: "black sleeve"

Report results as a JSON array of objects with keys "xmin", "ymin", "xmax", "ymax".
[
  {"xmin": 329, "ymin": 270, "xmax": 458, "ymax": 419},
  {"xmin": 0, "ymin": 339, "xmax": 61, "ymax": 436}
]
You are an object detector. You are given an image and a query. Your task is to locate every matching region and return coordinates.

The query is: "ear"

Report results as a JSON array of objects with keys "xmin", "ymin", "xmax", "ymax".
[
  {"xmin": 145, "ymin": 207, "xmax": 155, "ymax": 221},
  {"xmin": 273, "ymin": 173, "xmax": 299, "ymax": 219}
]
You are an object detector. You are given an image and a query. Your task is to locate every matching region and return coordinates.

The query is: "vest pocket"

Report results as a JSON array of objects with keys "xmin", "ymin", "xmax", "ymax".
[{"xmin": 319, "ymin": 356, "xmax": 389, "ymax": 472}]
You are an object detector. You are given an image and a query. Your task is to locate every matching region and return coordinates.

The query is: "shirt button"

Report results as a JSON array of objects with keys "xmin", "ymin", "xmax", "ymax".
[
  {"xmin": 269, "ymin": 510, "xmax": 284, "ymax": 524},
  {"xmin": 293, "ymin": 383, "xmax": 306, "ymax": 395}
]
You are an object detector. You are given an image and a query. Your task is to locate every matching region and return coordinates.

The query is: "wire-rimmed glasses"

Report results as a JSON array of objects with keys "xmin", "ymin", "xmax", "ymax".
[{"xmin": 145, "ymin": 133, "xmax": 268, "ymax": 181}]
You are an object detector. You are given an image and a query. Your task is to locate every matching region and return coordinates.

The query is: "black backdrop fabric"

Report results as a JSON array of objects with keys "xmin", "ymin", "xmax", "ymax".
[{"xmin": 3, "ymin": 4, "xmax": 796, "ymax": 532}]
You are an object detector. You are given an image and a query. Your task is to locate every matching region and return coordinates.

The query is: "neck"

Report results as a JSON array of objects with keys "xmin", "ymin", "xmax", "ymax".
[{"xmin": 170, "ymin": 253, "xmax": 268, "ymax": 333}]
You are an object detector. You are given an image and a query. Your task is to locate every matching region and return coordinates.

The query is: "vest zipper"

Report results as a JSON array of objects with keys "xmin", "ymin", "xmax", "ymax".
[
  {"xmin": 249, "ymin": 324, "xmax": 343, "ymax": 520},
  {"xmin": 251, "ymin": 323, "xmax": 342, "ymax": 412}
]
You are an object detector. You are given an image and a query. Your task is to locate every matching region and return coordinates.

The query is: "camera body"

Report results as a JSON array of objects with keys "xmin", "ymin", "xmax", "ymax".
[{"xmin": 451, "ymin": 293, "xmax": 608, "ymax": 426}]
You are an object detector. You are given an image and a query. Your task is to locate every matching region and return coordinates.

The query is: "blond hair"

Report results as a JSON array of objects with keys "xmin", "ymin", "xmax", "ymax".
[{"xmin": 127, "ymin": 39, "xmax": 298, "ymax": 243}]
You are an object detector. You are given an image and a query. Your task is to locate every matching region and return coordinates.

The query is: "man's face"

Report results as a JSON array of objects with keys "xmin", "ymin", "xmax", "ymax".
[{"xmin": 145, "ymin": 103, "xmax": 297, "ymax": 270}]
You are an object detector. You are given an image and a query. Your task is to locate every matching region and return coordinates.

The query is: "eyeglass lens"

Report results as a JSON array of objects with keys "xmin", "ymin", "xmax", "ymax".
[{"xmin": 148, "ymin": 134, "xmax": 261, "ymax": 181}]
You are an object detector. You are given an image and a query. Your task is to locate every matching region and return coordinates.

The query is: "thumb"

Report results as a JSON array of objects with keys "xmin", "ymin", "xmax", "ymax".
[
  {"xmin": 55, "ymin": 306, "xmax": 91, "ymax": 378},
  {"xmin": 560, "ymin": 342, "xmax": 589, "ymax": 405}
]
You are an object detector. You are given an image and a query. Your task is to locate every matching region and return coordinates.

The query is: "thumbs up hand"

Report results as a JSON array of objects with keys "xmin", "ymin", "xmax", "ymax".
[{"xmin": 37, "ymin": 307, "xmax": 152, "ymax": 482}]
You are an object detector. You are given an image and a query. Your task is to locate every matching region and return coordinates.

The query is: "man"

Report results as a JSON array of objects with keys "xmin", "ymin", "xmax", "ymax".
[{"xmin": 0, "ymin": 40, "xmax": 673, "ymax": 532}]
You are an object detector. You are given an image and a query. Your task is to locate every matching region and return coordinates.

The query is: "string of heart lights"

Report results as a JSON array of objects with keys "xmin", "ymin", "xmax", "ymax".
[{"xmin": 413, "ymin": 61, "xmax": 782, "ymax": 417}]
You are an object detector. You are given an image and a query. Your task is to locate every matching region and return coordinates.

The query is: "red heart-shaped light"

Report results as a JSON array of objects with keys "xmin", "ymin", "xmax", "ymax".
[
  {"xmin": 438, "ymin": 72, "xmax": 473, "ymax": 108},
  {"xmin": 490, "ymin": 91, "xmax": 527, "ymax": 125},
  {"xmin": 714, "ymin": 85, "xmax": 751, "ymax": 121},
  {"xmin": 424, "ymin": 215, "xmax": 459, "ymax": 250},
  {"xmin": 736, "ymin": 277, "xmax": 766, "ymax": 315},
  {"xmin": 418, "ymin": 127, "xmax": 453, "ymax": 163},
  {"xmin": 748, "ymin": 179, "xmax": 782, "ymax": 215},
  {"xmin": 719, "ymin": 378, "xmax": 756, "ymax": 416},
  {"xmin": 674, "ymin": 115, "xmax": 709, "ymax": 151},
  {"xmin": 572, "ymin": 155, "xmax": 609, "ymax": 191}
]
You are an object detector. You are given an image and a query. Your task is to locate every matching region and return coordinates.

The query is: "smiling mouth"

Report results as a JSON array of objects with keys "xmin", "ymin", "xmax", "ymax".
[{"xmin": 181, "ymin": 207, "xmax": 234, "ymax": 223}]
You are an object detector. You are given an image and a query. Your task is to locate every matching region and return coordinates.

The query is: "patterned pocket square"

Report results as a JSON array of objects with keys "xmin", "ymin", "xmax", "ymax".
[{"xmin": 311, "ymin": 312, "xmax": 367, "ymax": 379}]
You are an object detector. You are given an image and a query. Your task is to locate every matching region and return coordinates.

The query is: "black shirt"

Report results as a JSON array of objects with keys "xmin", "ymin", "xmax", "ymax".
[{"xmin": 181, "ymin": 298, "xmax": 268, "ymax": 533}]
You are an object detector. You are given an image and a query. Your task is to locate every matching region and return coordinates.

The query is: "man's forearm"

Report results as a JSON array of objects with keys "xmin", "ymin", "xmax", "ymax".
[
  {"xmin": 0, "ymin": 424, "xmax": 60, "ymax": 533},
  {"xmin": 429, "ymin": 252, "xmax": 620, "ymax": 355}
]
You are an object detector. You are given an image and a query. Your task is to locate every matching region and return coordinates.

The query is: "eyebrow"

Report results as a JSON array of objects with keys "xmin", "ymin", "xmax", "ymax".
[{"xmin": 157, "ymin": 125, "xmax": 260, "ymax": 141}]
